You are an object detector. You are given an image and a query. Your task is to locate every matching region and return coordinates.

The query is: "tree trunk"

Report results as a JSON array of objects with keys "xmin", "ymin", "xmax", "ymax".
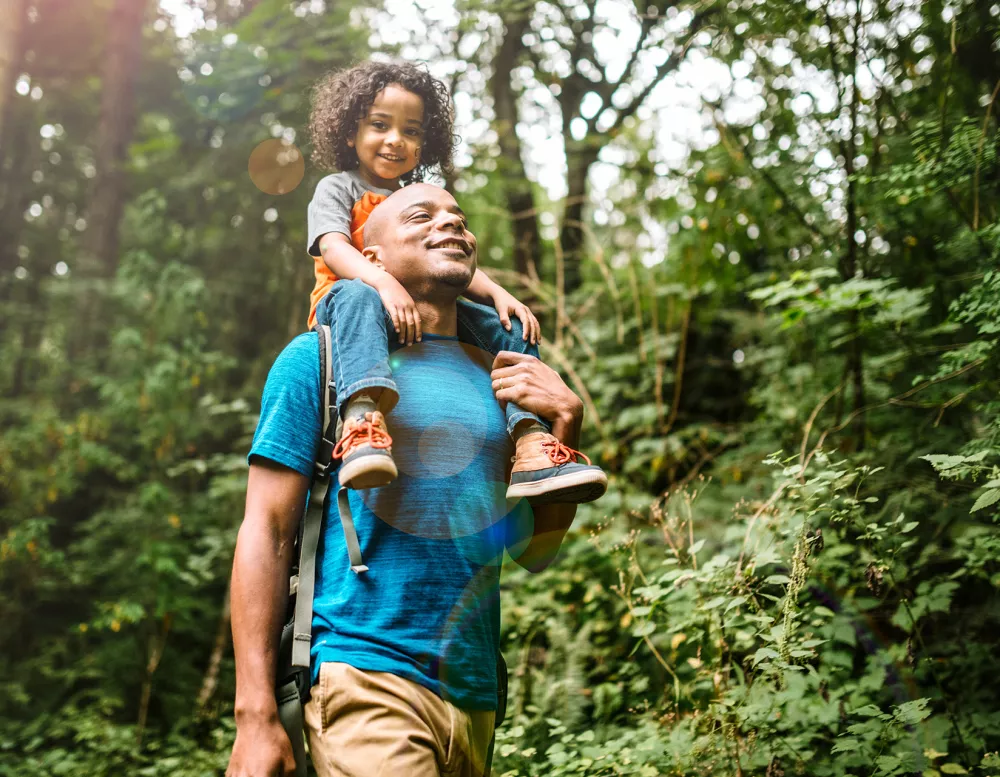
[
  {"xmin": 81, "ymin": 0, "xmax": 148, "ymax": 277},
  {"xmin": 0, "ymin": 0, "xmax": 29, "ymax": 276},
  {"xmin": 0, "ymin": 0, "xmax": 35, "ymax": 368},
  {"xmin": 842, "ymin": 0, "xmax": 865, "ymax": 450},
  {"xmin": 560, "ymin": 141, "xmax": 599, "ymax": 294},
  {"xmin": 0, "ymin": 0, "xmax": 28, "ymax": 161},
  {"xmin": 489, "ymin": 11, "xmax": 541, "ymax": 284},
  {"xmin": 196, "ymin": 588, "xmax": 231, "ymax": 716}
]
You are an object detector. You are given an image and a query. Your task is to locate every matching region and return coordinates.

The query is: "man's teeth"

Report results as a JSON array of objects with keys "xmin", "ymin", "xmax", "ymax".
[{"xmin": 438, "ymin": 241, "xmax": 465, "ymax": 250}]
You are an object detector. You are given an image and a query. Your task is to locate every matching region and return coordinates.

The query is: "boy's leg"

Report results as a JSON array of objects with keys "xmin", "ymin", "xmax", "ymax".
[
  {"xmin": 456, "ymin": 300, "xmax": 607, "ymax": 505},
  {"xmin": 303, "ymin": 662, "xmax": 493, "ymax": 777},
  {"xmin": 456, "ymin": 299, "xmax": 548, "ymax": 437},
  {"xmin": 321, "ymin": 279, "xmax": 399, "ymax": 489}
]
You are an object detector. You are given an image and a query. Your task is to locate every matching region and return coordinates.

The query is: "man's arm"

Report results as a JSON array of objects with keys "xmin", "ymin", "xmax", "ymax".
[
  {"xmin": 226, "ymin": 461, "xmax": 309, "ymax": 777},
  {"xmin": 491, "ymin": 351, "xmax": 586, "ymax": 572}
]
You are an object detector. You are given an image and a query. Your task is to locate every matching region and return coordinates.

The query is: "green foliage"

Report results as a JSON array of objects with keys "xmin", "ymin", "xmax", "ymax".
[{"xmin": 4, "ymin": 0, "xmax": 1000, "ymax": 773}]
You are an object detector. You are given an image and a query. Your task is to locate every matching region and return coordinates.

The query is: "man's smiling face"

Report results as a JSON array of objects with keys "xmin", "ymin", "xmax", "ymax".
[{"xmin": 365, "ymin": 184, "xmax": 478, "ymax": 301}]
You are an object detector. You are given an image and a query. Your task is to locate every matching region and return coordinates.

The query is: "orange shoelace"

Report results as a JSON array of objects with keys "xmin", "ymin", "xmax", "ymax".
[
  {"xmin": 332, "ymin": 412, "xmax": 393, "ymax": 459},
  {"xmin": 541, "ymin": 439, "xmax": 591, "ymax": 465}
]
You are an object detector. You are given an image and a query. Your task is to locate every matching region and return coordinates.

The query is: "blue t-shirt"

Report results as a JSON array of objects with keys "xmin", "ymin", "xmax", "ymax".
[{"xmin": 249, "ymin": 332, "xmax": 531, "ymax": 709}]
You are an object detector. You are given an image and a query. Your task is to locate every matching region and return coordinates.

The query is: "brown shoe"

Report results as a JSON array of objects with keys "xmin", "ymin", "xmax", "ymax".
[
  {"xmin": 506, "ymin": 432, "xmax": 608, "ymax": 505},
  {"xmin": 333, "ymin": 411, "xmax": 398, "ymax": 489}
]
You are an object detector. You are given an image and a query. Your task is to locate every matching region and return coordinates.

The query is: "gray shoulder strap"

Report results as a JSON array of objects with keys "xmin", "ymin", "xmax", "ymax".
[{"xmin": 291, "ymin": 326, "xmax": 367, "ymax": 671}]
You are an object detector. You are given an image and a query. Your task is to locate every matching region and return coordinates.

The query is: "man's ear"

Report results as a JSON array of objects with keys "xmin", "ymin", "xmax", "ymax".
[{"xmin": 361, "ymin": 245, "xmax": 384, "ymax": 269}]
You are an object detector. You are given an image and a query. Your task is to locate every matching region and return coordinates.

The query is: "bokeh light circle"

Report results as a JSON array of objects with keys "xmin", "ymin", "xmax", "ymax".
[{"xmin": 248, "ymin": 139, "xmax": 305, "ymax": 195}]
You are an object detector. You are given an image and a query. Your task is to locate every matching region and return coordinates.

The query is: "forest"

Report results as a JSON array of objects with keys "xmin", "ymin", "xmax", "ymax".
[{"xmin": 2, "ymin": 0, "xmax": 1000, "ymax": 774}]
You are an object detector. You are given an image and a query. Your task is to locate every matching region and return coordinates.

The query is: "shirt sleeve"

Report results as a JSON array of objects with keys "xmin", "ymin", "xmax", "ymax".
[
  {"xmin": 307, "ymin": 174, "xmax": 357, "ymax": 256},
  {"xmin": 248, "ymin": 333, "xmax": 324, "ymax": 477}
]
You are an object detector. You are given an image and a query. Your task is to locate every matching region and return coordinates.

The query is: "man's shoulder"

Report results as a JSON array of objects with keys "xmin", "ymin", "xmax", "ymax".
[
  {"xmin": 277, "ymin": 331, "xmax": 320, "ymax": 364},
  {"xmin": 252, "ymin": 332, "xmax": 322, "ymax": 476},
  {"xmin": 265, "ymin": 332, "xmax": 321, "ymax": 392}
]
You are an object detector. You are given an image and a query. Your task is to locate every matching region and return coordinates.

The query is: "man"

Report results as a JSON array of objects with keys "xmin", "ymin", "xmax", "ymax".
[{"xmin": 227, "ymin": 184, "xmax": 592, "ymax": 777}]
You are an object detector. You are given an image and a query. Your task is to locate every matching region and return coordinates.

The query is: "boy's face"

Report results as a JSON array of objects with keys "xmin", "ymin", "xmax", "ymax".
[{"xmin": 349, "ymin": 84, "xmax": 425, "ymax": 188}]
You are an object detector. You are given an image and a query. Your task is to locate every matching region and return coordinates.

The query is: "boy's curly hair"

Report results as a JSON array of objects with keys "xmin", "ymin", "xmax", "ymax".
[{"xmin": 309, "ymin": 60, "xmax": 456, "ymax": 183}]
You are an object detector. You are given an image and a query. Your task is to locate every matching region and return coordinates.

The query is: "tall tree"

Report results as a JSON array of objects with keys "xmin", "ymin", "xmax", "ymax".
[
  {"xmin": 0, "ymin": 0, "xmax": 28, "ymax": 160},
  {"xmin": 489, "ymin": 7, "xmax": 543, "ymax": 282},
  {"xmin": 0, "ymin": 0, "xmax": 30, "ymax": 286},
  {"xmin": 81, "ymin": 0, "xmax": 149, "ymax": 277},
  {"xmin": 514, "ymin": 0, "xmax": 718, "ymax": 291}
]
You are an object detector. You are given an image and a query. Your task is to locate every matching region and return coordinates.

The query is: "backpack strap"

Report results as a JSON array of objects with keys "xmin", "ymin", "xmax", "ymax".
[
  {"xmin": 290, "ymin": 326, "xmax": 368, "ymax": 671},
  {"xmin": 291, "ymin": 325, "xmax": 336, "ymax": 670}
]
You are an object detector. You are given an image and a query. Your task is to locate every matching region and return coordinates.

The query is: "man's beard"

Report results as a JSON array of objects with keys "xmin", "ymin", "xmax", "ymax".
[{"xmin": 432, "ymin": 262, "xmax": 474, "ymax": 293}]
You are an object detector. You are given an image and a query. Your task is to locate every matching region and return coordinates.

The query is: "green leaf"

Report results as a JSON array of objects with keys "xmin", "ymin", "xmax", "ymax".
[
  {"xmin": 765, "ymin": 574, "xmax": 791, "ymax": 585},
  {"xmin": 753, "ymin": 647, "xmax": 780, "ymax": 664},
  {"xmin": 689, "ymin": 539, "xmax": 706, "ymax": 555},
  {"xmin": 971, "ymin": 488, "xmax": 1000, "ymax": 512},
  {"xmin": 940, "ymin": 765, "xmax": 968, "ymax": 775},
  {"xmin": 893, "ymin": 698, "xmax": 931, "ymax": 725}
]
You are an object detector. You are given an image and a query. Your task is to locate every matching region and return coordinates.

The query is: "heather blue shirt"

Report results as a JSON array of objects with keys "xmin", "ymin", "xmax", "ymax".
[{"xmin": 249, "ymin": 332, "xmax": 531, "ymax": 709}]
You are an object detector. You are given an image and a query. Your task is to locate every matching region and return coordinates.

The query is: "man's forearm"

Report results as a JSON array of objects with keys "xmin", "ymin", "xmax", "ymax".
[
  {"xmin": 231, "ymin": 516, "xmax": 295, "ymax": 722},
  {"xmin": 549, "ymin": 398, "xmax": 583, "ymax": 449},
  {"xmin": 511, "ymin": 396, "xmax": 583, "ymax": 572}
]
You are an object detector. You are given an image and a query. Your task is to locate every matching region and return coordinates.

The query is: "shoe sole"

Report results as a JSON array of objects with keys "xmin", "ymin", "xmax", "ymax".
[
  {"xmin": 507, "ymin": 469, "xmax": 608, "ymax": 505},
  {"xmin": 338, "ymin": 455, "xmax": 398, "ymax": 490}
]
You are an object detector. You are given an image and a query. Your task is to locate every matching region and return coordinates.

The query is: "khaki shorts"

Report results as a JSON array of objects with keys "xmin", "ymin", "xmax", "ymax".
[{"xmin": 304, "ymin": 662, "xmax": 496, "ymax": 777}]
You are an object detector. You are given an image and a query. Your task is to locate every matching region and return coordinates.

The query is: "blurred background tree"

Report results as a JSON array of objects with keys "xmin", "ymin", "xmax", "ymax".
[{"xmin": 3, "ymin": 0, "xmax": 1000, "ymax": 774}]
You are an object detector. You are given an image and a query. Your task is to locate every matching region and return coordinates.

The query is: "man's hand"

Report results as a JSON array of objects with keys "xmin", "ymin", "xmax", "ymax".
[
  {"xmin": 490, "ymin": 351, "xmax": 582, "ymax": 434},
  {"xmin": 491, "ymin": 288, "xmax": 540, "ymax": 345},
  {"xmin": 226, "ymin": 715, "xmax": 297, "ymax": 777},
  {"xmin": 375, "ymin": 273, "xmax": 422, "ymax": 345}
]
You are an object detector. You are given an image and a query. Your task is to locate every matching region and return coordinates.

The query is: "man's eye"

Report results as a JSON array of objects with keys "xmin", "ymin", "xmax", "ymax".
[{"xmin": 412, "ymin": 212, "xmax": 430, "ymax": 220}]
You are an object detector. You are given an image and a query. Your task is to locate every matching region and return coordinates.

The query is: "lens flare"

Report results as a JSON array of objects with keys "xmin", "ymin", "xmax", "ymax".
[{"xmin": 248, "ymin": 139, "xmax": 305, "ymax": 195}]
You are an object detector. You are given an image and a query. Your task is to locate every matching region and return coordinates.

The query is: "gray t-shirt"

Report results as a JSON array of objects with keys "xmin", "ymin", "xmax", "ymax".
[{"xmin": 306, "ymin": 170, "xmax": 394, "ymax": 256}]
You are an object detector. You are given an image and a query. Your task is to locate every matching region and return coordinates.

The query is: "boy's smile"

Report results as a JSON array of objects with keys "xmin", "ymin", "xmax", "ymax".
[{"xmin": 349, "ymin": 84, "xmax": 425, "ymax": 190}]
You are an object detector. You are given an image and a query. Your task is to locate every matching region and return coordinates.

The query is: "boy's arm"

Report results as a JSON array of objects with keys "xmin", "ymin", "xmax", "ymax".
[
  {"xmin": 227, "ymin": 460, "xmax": 309, "ymax": 777},
  {"xmin": 463, "ymin": 267, "xmax": 503, "ymax": 305},
  {"xmin": 492, "ymin": 351, "xmax": 584, "ymax": 572},
  {"xmin": 317, "ymin": 232, "xmax": 422, "ymax": 345},
  {"xmin": 319, "ymin": 232, "xmax": 388, "ymax": 290},
  {"xmin": 465, "ymin": 268, "xmax": 540, "ymax": 345}
]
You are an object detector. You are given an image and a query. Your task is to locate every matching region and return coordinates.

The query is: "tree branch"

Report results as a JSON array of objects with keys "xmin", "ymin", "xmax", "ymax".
[{"xmin": 612, "ymin": 6, "xmax": 717, "ymax": 132}]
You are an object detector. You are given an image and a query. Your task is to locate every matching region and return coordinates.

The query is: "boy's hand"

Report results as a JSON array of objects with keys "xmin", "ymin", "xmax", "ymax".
[
  {"xmin": 492, "ymin": 288, "xmax": 540, "ymax": 345},
  {"xmin": 375, "ymin": 274, "xmax": 422, "ymax": 345}
]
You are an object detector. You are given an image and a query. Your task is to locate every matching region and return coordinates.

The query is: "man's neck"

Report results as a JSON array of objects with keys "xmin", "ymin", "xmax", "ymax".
[{"xmin": 414, "ymin": 300, "xmax": 458, "ymax": 337}]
